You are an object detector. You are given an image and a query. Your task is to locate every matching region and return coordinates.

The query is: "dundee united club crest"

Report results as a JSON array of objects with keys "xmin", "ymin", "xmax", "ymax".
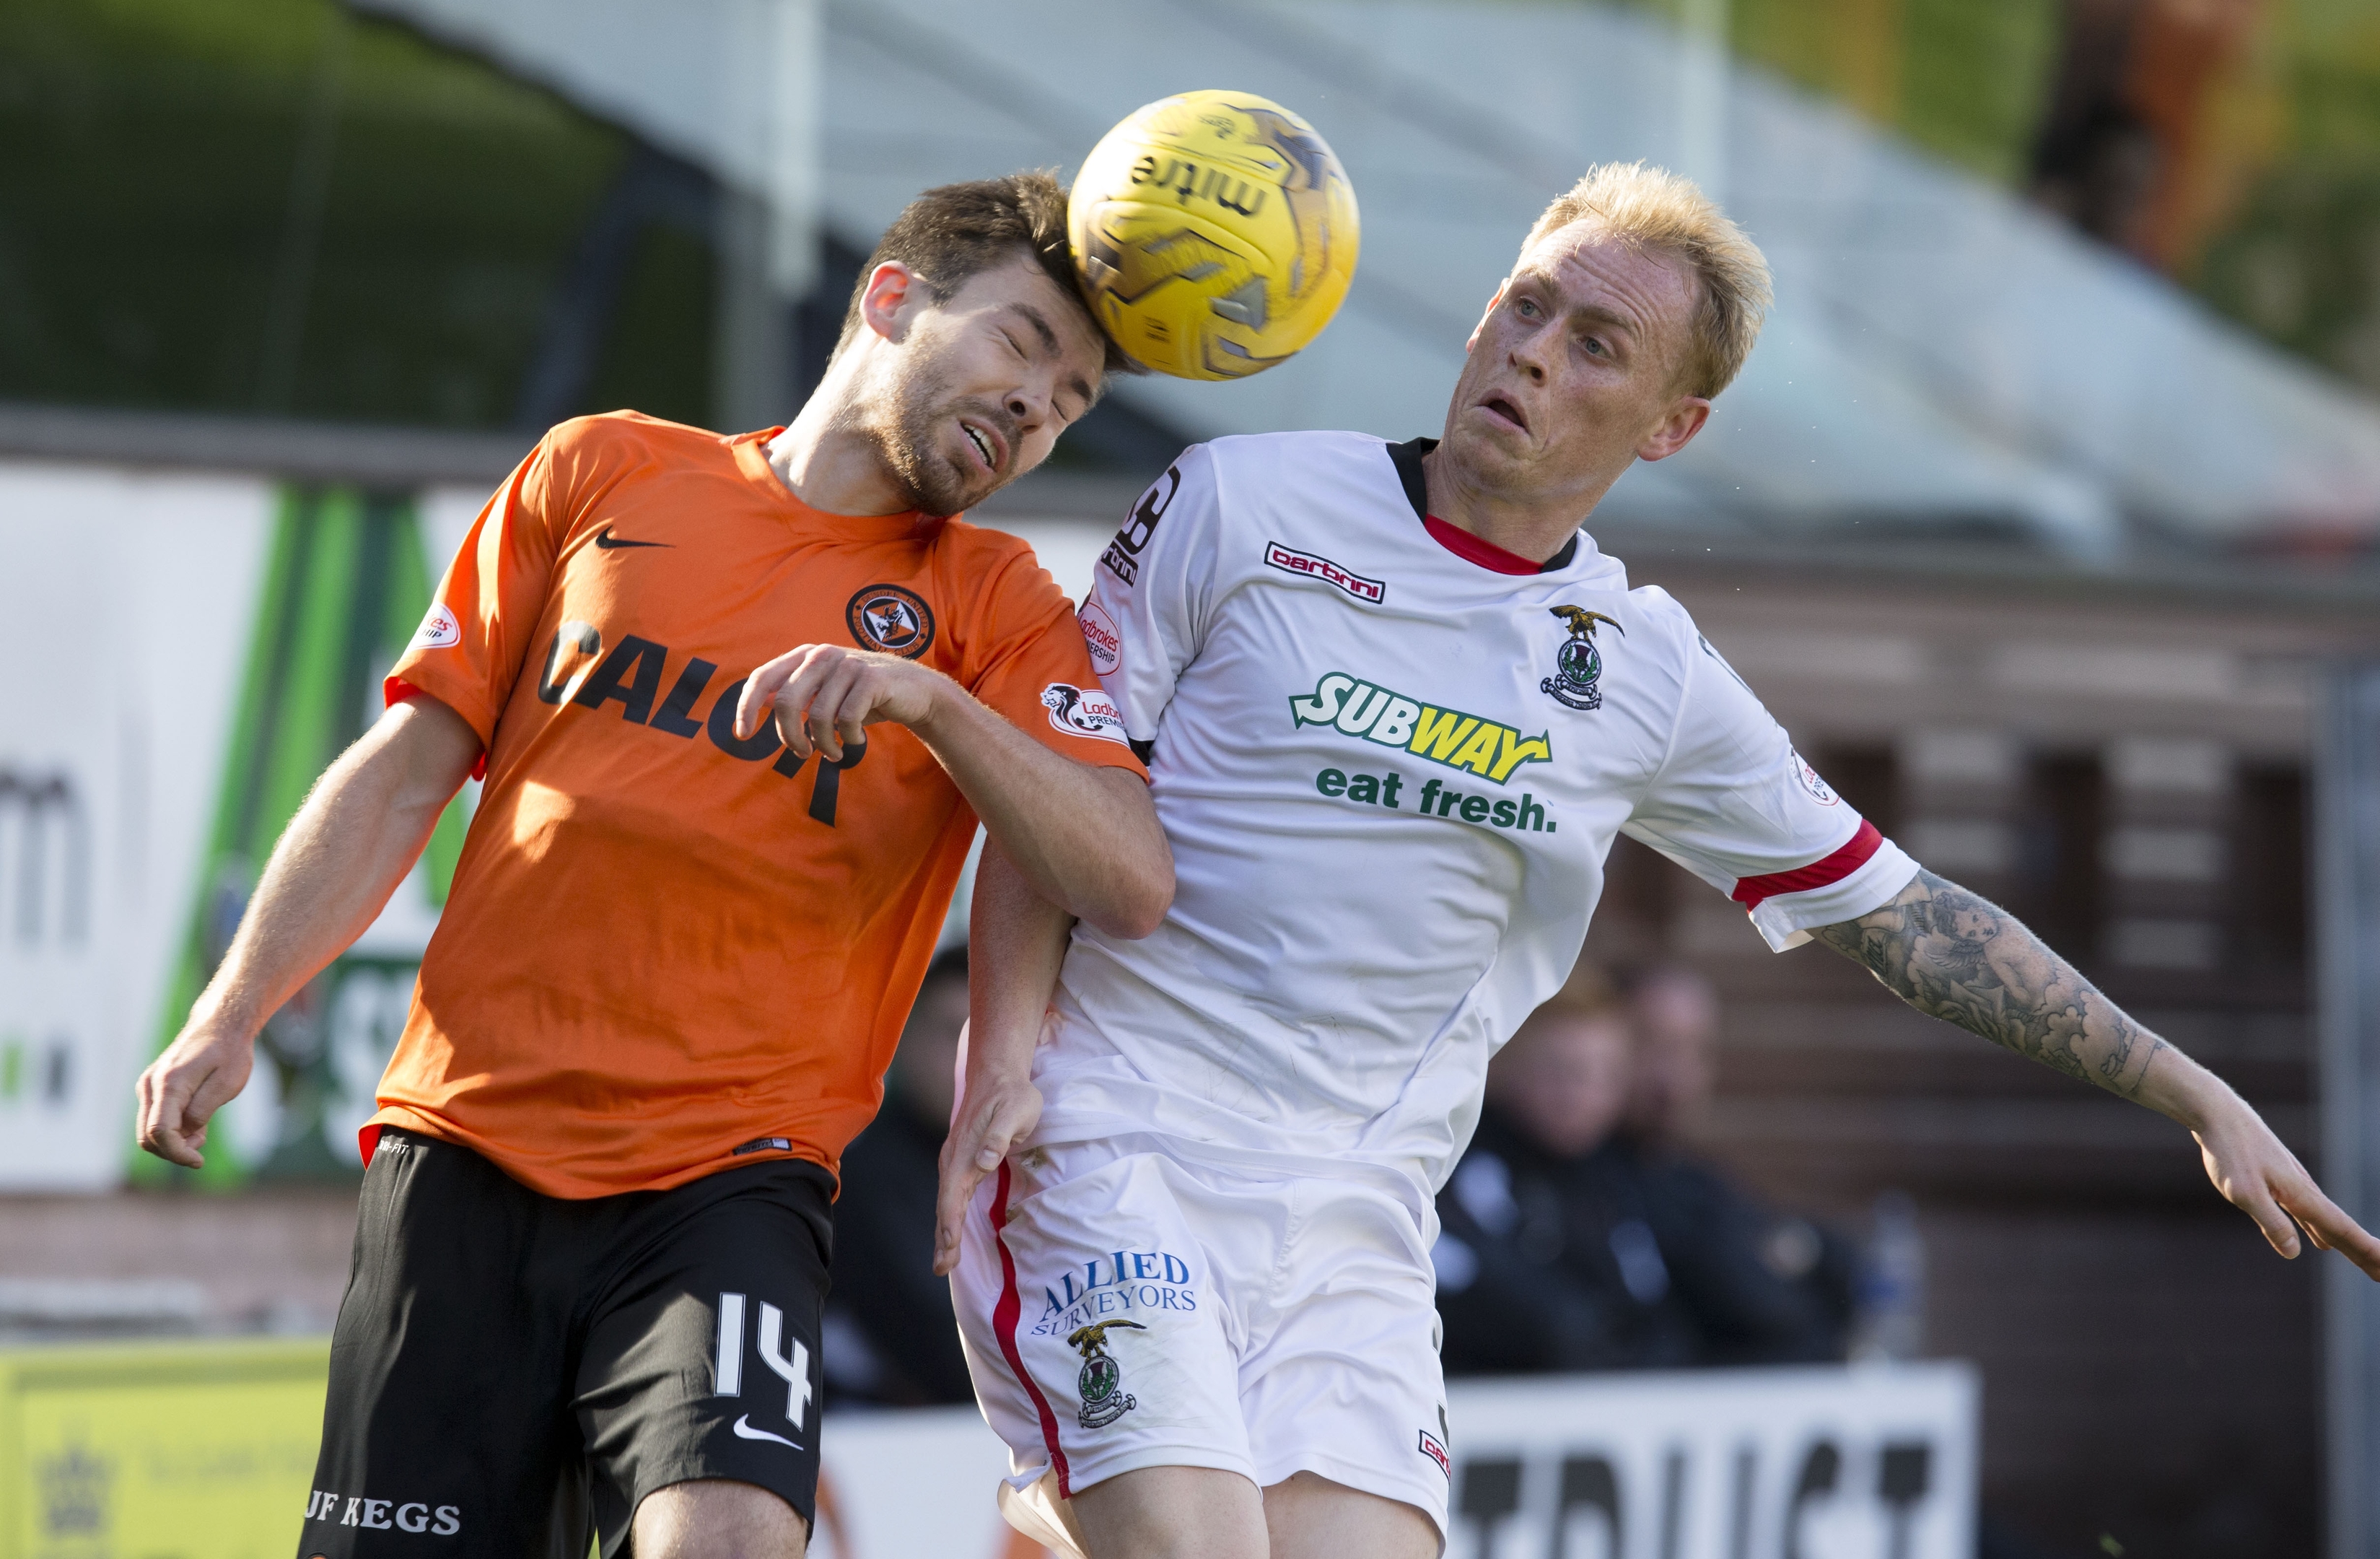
[
  {"xmin": 1540, "ymin": 605, "xmax": 1624, "ymax": 711},
  {"xmin": 844, "ymin": 584, "xmax": 936, "ymax": 659},
  {"xmin": 1069, "ymin": 1319, "xmax": 1147, "ymax": 1428}
]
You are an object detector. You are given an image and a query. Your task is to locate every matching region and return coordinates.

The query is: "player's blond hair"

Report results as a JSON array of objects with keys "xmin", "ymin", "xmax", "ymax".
[{"xmin": 1522, "ymin": 162, "xmax": 1772, "ymax": 399}]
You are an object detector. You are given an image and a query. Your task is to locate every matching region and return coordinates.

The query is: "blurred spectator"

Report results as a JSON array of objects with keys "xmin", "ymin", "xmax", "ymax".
[
  {"xmin": 1434, "ymin": 963, "xmax": 1862, "ymax": 1376},
  {"xmin": 1613, "ymin": 964, "xmax": 1858, "ymax": 1367},
  {"xmin": 821, "ymin": 947, "xmax": 975, "ymax": 1406},
  {"xmin": 1616, "ymin": 963, "xmax": 1719, "ymax": 1145},
  {"xmin": 1433, "ymin": 971, "xmax": 1702, "ymax": 1374}
]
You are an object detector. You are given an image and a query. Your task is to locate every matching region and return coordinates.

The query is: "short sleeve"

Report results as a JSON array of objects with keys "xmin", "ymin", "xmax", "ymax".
[
  {"xmin": 1076, "ymin": 444, "xmax": 1220, "ymax": 748},
  {"xmin": 1623, "ymin": 630, "xmax": 1919, "ymax": 951},
  {"xmin": 961, "ymin": 545, "xmax": 1150, "ymax": 778},
  {"xmin": 385, "ymin": 435, "xmax": 567, "ymax": 751}
]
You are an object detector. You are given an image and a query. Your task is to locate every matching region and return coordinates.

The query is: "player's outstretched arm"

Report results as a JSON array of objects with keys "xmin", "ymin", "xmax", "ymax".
[
  {"xmin": 134, "ymin": 695, "xmax": 481, "ymax": 1169},
  {"xmin": 735, "ymin": 644, "xmax": 1172, "ymax": 938},
  {"xmin": 1813, "ymin": 868, "xmax": 2380, "ymax": 1280},
  {"xmin": 932, "ymin": 842, "xmax": 1070, "ymax": 1276}
]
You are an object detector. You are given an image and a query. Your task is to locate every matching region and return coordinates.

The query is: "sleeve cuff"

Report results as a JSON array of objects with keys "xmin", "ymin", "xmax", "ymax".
[{"xmin": 1735, "ymin": 822, "xmax": 1922, "ymax": 951}]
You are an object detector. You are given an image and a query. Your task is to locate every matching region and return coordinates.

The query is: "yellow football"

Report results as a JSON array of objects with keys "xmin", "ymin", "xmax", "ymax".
[{"xmin": 1069, "ymin": 90, "xmax": 1360, "ymax": 381}]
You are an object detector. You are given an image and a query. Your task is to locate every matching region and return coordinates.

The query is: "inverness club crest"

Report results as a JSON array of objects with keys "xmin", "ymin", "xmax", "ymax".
[
  {"xmin": 1068, "ymin": 1320, "xmax": 1146, "ymax": 1429},
  {"xmin": 1541, "ymin": 606, "xmax": 1624, "ymax": 711}
]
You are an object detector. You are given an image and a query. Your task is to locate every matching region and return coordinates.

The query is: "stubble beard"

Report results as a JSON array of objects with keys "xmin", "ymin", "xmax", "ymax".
[
  {"xmin": 867, "ymin": 359, "xmax": 1012, "ymax": 520},
  {"xmin": 875, "ymin": 405, "xmax": 968, "ymax": 519}
]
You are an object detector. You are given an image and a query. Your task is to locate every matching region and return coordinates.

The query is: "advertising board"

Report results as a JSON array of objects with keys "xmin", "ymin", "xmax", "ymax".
[
  {"xmin": 0, "ymin": 467, "xmax": 481, "ymax": 1190},
  {"xmin": 0, "ymin": 1338, "xmax": 329, "ymax": 1559},
  {"xmin": 0, "ymin": 1342, "xmax": 1972, "ymax": 1559},
  {"xmin": 815, "ymin": 1363, "xmax": 1977, "ymax": 1559}
]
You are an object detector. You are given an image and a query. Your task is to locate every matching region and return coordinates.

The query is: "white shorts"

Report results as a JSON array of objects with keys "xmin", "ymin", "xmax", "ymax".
[{"xmin": 950, "ymin": 1137, "xmax": 1452, "ymax": 1556}]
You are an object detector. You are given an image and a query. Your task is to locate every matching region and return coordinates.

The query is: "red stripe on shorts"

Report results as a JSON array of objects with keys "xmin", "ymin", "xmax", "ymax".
[
  {"xmin": 992, "ymin": 1160, "xmax": 1074, "ymax": 1497},
  {"xmin": 1730, "ymin": 818, "xmax": 1884, "ymax": 909}
]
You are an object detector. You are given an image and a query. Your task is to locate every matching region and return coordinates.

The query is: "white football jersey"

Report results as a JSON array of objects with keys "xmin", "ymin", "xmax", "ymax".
[{"xmin": 1032, "ymin": 432, "xmax": 1917, "ymax": 1213}]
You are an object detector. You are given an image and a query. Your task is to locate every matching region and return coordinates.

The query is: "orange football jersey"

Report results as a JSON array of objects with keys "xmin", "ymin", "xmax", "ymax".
[{"xmin": 371, "ymin": 412, "xmax": 1141, "ymax": 1198}]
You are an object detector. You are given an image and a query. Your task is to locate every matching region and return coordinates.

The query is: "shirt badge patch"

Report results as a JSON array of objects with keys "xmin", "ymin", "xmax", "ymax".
[
  {"xmin": 845, "ymin": 584, "xmax": 935, "ymax": 659},
  {"xmin": 410, "ymin": 603, "xmax": 461, "ymax": 650},
  {"xmin": 1540, "ymin": 605, "xmax": 1624, "ymax": 711},
  {"xmin": 1069, "ymin": 1320, "xmax": 1147, "ymax": 1430},
  {"xmin": 1263, "ymin": 541, "xmax": 1385, "ymax": 603},
  {"xmin": 1079, "ymin": 601, "xmax": 1122, "ymax": 676},
  {"xmin": 1793, "ymin": 751, "xmax": 1840, "ymax": 805},
  {"xmin": 1041, "ymin": 682, "xmax": 1130, "ymax": 746}
]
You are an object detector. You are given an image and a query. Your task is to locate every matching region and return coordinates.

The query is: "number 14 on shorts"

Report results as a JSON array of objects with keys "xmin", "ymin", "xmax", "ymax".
[{"xmin": 713, "ymin": 1291, "xmax": 812, "ymax": 1445}]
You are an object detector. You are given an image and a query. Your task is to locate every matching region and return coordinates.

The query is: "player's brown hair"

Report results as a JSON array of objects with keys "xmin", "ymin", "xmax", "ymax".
[
  {"xmin": 1522, "ymin": 162, "xmax": 1773, "ymax": 399},
  {"xmin": 835, "ymin": 170, "xmax": 1139, "ymax": 376}
]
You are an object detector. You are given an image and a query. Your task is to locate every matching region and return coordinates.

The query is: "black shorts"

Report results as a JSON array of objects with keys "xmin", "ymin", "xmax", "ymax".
[{"xmin": 298, "ymin": 1128, "xmax": 834, "ymax": 1558}]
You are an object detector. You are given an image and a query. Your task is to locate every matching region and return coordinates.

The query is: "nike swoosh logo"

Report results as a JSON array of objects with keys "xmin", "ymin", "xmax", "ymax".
[
  {"xmin": 732, "ymin": 1414, "xmax": 801, "ymax": 1449},
  {"xmin": 593, "ymin": 526, "xmax": 671, "ymax": 550}
]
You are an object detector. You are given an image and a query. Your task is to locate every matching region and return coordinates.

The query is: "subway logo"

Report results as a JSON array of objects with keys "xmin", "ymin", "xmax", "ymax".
[{"xmin": 1287, "ymin": 672, "xmax": 1552, "ymax": 785}]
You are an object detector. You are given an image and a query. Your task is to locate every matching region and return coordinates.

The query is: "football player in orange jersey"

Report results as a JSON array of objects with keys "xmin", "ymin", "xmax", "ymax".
[{"xmin": 136, "ymin": 173, "xmax": 1168, "ymax": 1559}]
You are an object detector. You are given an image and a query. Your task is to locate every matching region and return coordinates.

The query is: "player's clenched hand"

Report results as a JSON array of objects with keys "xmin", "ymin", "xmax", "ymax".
[
  {"xmin": 733, "ymin": 644, "xmax": 950, "ymax": 762},
  {"xmin": 135, "ymin": 1018, "xmax": 256, "ymax": 1169},
  {"xmin": 934, "ymin": 1063, "xmax": 1043, "ymax": 1278},
  {"xmin": 2195, "ymin": 1091, "xmax": 2380, "ymax": 1280}
]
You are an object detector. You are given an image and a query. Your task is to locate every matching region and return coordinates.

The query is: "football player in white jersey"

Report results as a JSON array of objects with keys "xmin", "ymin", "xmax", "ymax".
[{"xmin": 932, "ymin": 162, "xmax": 2380, "ymax": 1559}]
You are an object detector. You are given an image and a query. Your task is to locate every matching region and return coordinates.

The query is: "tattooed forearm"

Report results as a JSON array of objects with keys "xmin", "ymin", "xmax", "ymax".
[{"xmin": 1810, "ymin": 870, "xmax": 2169, "ymax": 1100}]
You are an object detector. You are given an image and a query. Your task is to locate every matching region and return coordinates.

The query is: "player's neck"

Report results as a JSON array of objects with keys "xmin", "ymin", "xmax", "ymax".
[
  {"xmin": 1419, "ymin": 442, "xmax": 1612, "ymax": 565},
  {"xmin": 764, "ymin": 369, "xmax": 921, "ymax": 519}
]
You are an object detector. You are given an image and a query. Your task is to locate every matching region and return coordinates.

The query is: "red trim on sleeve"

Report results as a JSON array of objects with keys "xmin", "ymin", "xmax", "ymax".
[
  {"xmin": 991, "ymin": 1160, "xmax": 1073, "ymax": 1496},
  {"xmin": 1730, "ymin": 818, "xmax": 1884, "ymax": 909},
  {"xmin": 386, "ymin": 678, "xmax": 488, "ymax": 782},
  {"xmin": 1422, "ymin": 515, "xmax": 1546, "ymax": 575}
]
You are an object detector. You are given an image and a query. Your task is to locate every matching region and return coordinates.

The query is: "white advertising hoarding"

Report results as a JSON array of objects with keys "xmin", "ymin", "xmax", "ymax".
[
  {"xmin": 0, "ymin": 461, "xmax": 486, "ymax": 1190},
  {"xmin": 815, "ymin": 1363, "xmax": 1977, "ymax": 1559},
  {"xmin": 0, "ymin": 464, "xmax": 272, "ymax": 1189}
]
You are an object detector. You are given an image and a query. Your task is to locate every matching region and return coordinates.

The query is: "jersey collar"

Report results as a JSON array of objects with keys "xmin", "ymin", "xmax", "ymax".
[{"xmin": 1386, "ymin": 437, "xmax": 1582, "ymax": 575}]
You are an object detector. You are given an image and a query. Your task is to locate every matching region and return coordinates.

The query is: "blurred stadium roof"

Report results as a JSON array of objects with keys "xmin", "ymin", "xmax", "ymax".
[{"xmin": 305, "ymin": 0, "xmax": 2380, "ymax": 560}]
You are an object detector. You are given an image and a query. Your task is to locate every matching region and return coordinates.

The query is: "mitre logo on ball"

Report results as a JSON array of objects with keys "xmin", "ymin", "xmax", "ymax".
[{"xmin": 1069, "ymin": 90, "xmax": 1360, "ymax": 381}]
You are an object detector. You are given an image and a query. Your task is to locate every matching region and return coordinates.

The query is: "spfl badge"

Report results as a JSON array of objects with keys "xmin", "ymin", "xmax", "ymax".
[
  {"xmin": 1068, "ymin": 1320, "xmax": 1146, "ymax": 1429},
  {"xmin": 1541, "ymin": 606, "xmax": 1624, "ymax": 711}
]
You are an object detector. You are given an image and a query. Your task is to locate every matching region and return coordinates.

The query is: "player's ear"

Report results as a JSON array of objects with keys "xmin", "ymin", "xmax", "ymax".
[
  {"xmin": 1465, "ymin": 281, "xmax": 1509, "ymax": 354},
  {"xmin": 1636, "ymin": 396, "xmax": 1710, "ymax": 463},
  {"xmin": 858, "ymin": 262, "xmax": 924, "ymax": 344}
]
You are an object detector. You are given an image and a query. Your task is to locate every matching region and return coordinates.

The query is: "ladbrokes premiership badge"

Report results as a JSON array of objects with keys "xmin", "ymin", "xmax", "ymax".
[
  {"xmin": 1540, "ymin": 605, "xmax": 1624, "ymax": 711},
  {"xmin": 1068, "ymin": 1320, "xmax": 1146, "ymax": 1429}
]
